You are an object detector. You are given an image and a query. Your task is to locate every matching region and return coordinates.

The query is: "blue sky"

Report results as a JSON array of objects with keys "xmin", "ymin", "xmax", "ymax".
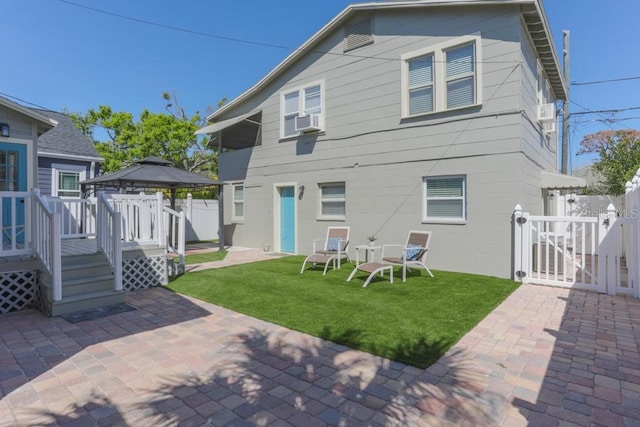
[{"xmin": 2, "ymin": 0, "xmax": 638, "ymax": 170}]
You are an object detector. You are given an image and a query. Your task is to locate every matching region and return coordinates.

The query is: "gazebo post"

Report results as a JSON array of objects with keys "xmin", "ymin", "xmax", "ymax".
[{"xmin": 218, "ymin": 184, "xmax": 225, "ymax": 251}]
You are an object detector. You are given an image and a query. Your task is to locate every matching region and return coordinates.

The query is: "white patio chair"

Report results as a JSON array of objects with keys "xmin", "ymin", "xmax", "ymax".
[
  {"xmin": 300, "ymin": 226, "xmax": 350, "ymax": 275},
  {"xmin": 382, "ymin": 230, "xmax": 433, "ymax": 282}
]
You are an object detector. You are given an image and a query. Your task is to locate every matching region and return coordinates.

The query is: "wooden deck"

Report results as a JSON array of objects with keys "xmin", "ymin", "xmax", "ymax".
[{"xmin": 60, "ymin": 238, "xmax": 165, "ymax": 257}]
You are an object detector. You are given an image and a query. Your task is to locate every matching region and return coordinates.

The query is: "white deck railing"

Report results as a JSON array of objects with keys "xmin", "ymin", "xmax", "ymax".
[
  {"xmin": 107, "ymin": 193, "xmax": 186, "ymax": 263},
  {"xmin": 163, "ymin": 206, "xmax": 186, "ymax": 265},
  {"xmin": 32, "ymin": 191, "xmax": 63, "ymax": 301},
  {"xmin": 108, "ymin": 193, "xmax": 163, "ymax": 244},
  {"xmin": 97, "ymin": 193, "xmax": 122, "ymax": 292},
  {"xmin": 0, "ymin": 189, "xmax": 186, "ymax": 290},
  {"xmin": 0, "ymin": 191, "xmax": 32, "ymax": 256},
  {"xmin": 45, "ymin": 197, "xmax": 97, "ymax": 239}
]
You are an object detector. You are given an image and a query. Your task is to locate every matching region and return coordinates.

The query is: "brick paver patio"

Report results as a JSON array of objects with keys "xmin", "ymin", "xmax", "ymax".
[{"xmin": 1, "ymin": 281, "xmax": 640, "ymax": 426}]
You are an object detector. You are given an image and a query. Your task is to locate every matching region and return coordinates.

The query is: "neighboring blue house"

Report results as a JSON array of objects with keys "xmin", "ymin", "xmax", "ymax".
[{"xmin": 35, "ymin": 110, "xmax": 103, "ymax": 197}]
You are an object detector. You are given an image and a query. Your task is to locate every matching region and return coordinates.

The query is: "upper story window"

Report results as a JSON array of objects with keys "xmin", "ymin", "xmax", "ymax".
[
  {"xmin": 232, "ymin": 183, "xmax": 244, "ymax": 220},
  {"xmin": 281, "ymin": 82, "xmax": 324, "ymax": 138},
  {"xmin": 423, "ymin": 175, "xmax": 466, "ymax": 223},
  {"xmin": 445, "ymin": 44, "xmax": 476, "ymax": 109},
  {"xmin": 408, "ymin": 55, "xmax": 434, "ymax": 115},
  {"xmin": 537, "ymin": 61, "xmax": 550, "ymax": 105},
  {"xmin": 52, "ymin": 164, "xmax": 86, "ymax": 198},
  {"xmin": 402, "ymin": 34, "xmax": 481, "ymax": 118}
]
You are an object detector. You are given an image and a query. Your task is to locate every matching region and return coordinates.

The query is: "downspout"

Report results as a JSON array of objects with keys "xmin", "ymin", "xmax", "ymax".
[
  {"xmin": 561, "ymin": 30, "xmax": 570, "ymax": 174},
  {"xmin": 218, "ymin": 130, "xmax": 225, "ymax": 251}
]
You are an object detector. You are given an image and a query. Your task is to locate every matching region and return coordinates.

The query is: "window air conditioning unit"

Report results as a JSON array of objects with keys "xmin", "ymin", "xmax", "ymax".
[
  {"xmin": 537, "ymin": 103, "xmax": 556, "ymax": 122},
  {"xmin": 295, "ymin": 114, "xmax": 321, "ymax": 132},
  {"xmin": 543, "ymin": 121, "xmax": 556, "ymax": 134}
]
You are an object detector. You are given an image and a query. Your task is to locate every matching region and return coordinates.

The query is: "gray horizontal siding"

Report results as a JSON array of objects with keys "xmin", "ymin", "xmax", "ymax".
[
  {"xmin": 519, "ymin": 22, "xmax": 558, "ymax": 172},
  {"xmin": 226, "ymin": 152, "xmax": 529, "ymax": 278},
  {"xmin": 217, "ymin": 4, "xmax": 558, "ymax": 278}
]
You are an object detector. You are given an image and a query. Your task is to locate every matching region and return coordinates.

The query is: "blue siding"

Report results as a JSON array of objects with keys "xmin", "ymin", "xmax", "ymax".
[{"xmin": 37, "ymin": 157, "xmax": 92, "ymax": 197}]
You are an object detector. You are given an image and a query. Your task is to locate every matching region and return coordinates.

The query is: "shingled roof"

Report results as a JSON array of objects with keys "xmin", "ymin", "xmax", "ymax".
[{"xmin": 35, "ymin": 110, "xmax": 103, "ymax": 160}]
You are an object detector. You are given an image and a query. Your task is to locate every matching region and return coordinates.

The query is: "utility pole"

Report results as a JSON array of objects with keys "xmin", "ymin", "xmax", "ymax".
[{"xmin": 561, "ymin": 30, "xmax": 570, "ymax": 174}]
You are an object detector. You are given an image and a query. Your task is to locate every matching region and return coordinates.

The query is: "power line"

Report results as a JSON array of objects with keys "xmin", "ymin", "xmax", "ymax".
[
  {"xmin": 0, "ymin": 91, "xmax": 111, "ymax": 133},
  {"xmin": 571, "ymin": 76, "xmax": 640, "ymax": 86},
  {"xmin": 570, "ymin": 99, "xmax": 634, "ymax": 132},
  {"xmin": 52, "ymin": 0, "xmax": 520, "ymax": 65},
  {"xmin": 55, "ymin": 0, "xmax": 294, "ymax": 51},
  {"xmin": 0, "ymin": 91, "xmax": 51, "ymax": 111},
  {"xmin": 571, "ymin": 116, "xmax": 640, "ymax": 125},
  {"xmin": 571, "ymin": 106, "xmax": 640, "ymax": 116}
]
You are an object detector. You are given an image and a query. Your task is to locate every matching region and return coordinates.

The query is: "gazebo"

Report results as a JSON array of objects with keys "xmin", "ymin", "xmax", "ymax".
[{"xmin": 81, "ymin": 156, "xmax": 226, "ymax": 250}]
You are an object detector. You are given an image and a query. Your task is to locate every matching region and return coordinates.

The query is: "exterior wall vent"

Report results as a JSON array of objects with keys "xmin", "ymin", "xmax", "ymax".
[{"xmin": 344, "ymin": 16, "xmax": 373, "ymax": 52}]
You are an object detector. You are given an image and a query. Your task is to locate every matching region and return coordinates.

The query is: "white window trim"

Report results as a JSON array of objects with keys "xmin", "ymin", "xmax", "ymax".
[
  {"xmin": 318, "ymin": 182, "xmax": 346, "ymax": 221},
  {"xmin": 422, "ymin": 175, "xmax": 467, "ymax": 224},
  {"xmin": 51, "ymin": 163, "xmax": 86, "ymax": 198},
  {"xmin": 232, "ymin": 183, "xmax": 244, "ymax": 221},
  {"xmin": 401, "ymin": 33, "xmax": 482, "ymax": 118},
  {"xmin": 280, "ymin": 79, "xmax": 326, "ymax": 139}
]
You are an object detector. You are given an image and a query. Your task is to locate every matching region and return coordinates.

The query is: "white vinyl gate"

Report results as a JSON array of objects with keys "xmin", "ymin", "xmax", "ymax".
[{"xmin": 513, "ymin": 202, "xmax": 638, "ymax": 297}]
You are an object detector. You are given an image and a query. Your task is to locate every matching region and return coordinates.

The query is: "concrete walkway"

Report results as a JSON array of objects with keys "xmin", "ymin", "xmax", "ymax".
[
  {"xmin": 2, "ymin": 279, "xmax": 640, "ymax": 425},
  {"xmin": 184, "ymin": 247, "xmax": 280, "ymax": 273}
]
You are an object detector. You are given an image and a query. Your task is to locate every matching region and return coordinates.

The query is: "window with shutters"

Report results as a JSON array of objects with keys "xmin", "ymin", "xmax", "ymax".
[
  {"xmin": 401, "ymin": 35, "xmax": 481, "ymax": 118},
  {"xmin": 423, "ymin": 175, "xmax": 466, "ymax": 223}
]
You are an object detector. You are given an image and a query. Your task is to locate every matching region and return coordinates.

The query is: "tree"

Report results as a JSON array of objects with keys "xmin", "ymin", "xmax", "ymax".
[
  {"xmin": 67, "ymin": 93, "xmax": 217, "ymax": 176},
  {"xmin": 577, "ymin": 130, "xmax": 640, "ymax": 195}
]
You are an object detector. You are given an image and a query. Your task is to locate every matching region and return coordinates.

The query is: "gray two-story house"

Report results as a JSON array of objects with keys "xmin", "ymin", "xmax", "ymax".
[{"xmin": 198, "ymin": 0, "xmax": 582, "ymax": 278}]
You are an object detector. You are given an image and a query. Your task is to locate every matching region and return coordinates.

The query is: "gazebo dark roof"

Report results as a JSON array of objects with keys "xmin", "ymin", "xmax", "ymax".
[{"xmin": 81, "ymin": 156, "xmax": 224, "ymax": 190}]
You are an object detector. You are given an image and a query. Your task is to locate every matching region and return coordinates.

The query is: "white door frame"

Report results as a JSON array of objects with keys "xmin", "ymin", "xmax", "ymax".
[{"xmin": 273, "ymin": 182, "xmax": 297, "ymax": 253}]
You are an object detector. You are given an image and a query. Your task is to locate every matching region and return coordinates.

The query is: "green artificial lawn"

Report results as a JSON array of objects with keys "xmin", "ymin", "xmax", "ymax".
[
  {"xmin": 168, "ymin": 256, "xmax": 519, "ymax": 368},
  {"xmin": 184, "ymin": 250, "xmax": 228, "ymax": 265}
]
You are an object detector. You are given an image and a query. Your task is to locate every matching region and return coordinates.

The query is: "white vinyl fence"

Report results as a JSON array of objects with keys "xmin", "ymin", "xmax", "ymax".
[
  {"xmin": 172, "ymin": 194, "xmax": 219, "ymax": 242},
  {"xmin": 514, "ymin": 169, "xmax": 640, "ymax": 298},
  {"xmin": 44, "ymin": 193, "xmax": 219, "ymax": 243}
]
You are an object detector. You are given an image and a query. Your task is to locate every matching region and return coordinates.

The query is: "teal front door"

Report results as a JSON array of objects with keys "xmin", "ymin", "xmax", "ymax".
[
  {"xmin": 0, "ymin": 143, "xmax": 27, "ymax": 246},
  {"xmin": 279, "ymin": 186, "xmax": 295, "ymax": 253}
]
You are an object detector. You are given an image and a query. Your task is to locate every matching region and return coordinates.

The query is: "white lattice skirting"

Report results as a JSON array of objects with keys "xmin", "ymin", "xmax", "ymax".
[
  {"xmin": 0, "ymin": 270, "xmax": 37, "ymax": 314},
  {"xmin": 123, "ymin": 255, "xmax": 167, "ymax": 292}
]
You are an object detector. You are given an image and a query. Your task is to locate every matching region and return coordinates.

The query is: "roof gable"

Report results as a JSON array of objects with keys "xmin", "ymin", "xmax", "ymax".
[
  {"xmin": 207, "ymin": 0, "xmax": 565, "ymax": 122},
  {"xmin": 0, "ymin": 96, "xmax": 57, "ymax": 131},
  {"xmin": 36, "ymin": 110, "xmax": 103, "ymax": 161}
]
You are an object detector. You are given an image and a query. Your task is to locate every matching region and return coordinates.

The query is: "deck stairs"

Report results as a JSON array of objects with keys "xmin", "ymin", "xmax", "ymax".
[{"xmin": 49, "ymin": 251, "xmax": 124, "ymax": 317}]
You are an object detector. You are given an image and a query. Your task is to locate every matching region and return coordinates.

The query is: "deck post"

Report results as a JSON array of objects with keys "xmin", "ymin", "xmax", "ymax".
[
  {"xmin": 51, "ymin": 212, "xmax": 62, "ymax": 302},
  {"xmin": 156, "ymin": 192, "xmax": 165, "ymax": 247},
  {"xmin": 113, "ymin": 211, "xmax": 123, "ymax": 292},
  {"xmin": 179, "ymin": 211, "xmax": 186, "ymax": 267},
  {"xmin": 96, "ymin": 192, "xmax": 104, "ymax": 250}
]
